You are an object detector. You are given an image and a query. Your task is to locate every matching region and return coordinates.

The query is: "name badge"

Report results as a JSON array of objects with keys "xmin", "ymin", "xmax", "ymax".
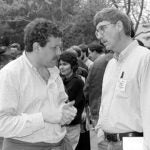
[{"xmin": 119, "ymin": 79, "xmax": 127, "ymax": 91}]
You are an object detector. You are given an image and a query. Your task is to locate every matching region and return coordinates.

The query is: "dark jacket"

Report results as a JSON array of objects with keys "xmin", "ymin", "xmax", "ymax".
[
  {"xmin": 84, "ymin": 53, "xmax": 113, "ymax": 122},
  {"xmin": 63, "ymin": 73, "xmax": 85, "ymax": 125}
]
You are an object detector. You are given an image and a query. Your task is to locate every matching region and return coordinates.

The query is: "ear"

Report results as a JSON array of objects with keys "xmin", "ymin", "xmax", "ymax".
[
  {"xmin": 116, "ymin": 20, "xmax": 124, "ymax": 32},
  {"xmin": 33, "ymin": 42, "xmax": 40, "ymax": 53}
]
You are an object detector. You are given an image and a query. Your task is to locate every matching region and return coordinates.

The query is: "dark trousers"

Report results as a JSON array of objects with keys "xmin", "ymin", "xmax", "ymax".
[
  {"xmin": 75, "ymin": 131, "xmax": 91, "ymax": 150},
  {"xmin": 2, "ymin": 137, "xmax": 73, "ymax": 150}
]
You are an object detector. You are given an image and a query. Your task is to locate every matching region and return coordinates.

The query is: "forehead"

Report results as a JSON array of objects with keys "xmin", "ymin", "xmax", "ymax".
[
  {"xmin": 47, "ymin": 36, "xmax": 62, "ymax": 46},
  {"xmin": 59, "ymin": 60, "xmax": 70, "ymax": 65},
  {"xmin": 96, "ymin": 21, "xmax": 110, "ymax": 29}
]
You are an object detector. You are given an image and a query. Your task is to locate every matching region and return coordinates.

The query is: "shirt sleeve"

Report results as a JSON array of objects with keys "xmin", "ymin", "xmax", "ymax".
[
  {"xmin": 0, "ymin": 69, "xmax": 44, "ymax": 138},
  {"xmin": 139, "ymin": 53, "xmax": 150, "ymax": 149}
]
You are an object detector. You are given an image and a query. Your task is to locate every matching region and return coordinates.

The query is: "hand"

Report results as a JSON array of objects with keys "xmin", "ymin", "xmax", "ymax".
[
  {"xmin": 97, "ymin": 128, "xmax": 105, "ymax": 143},
  {"xmin": 41, "ymin": 99, "xmax": 62, "ymax": 124},
  {"xmin": 81, "ymin": 109, "xmax": 86, "ymax": 122},
  {"xmin": 61, "ymin": 101, "xmax": 77, "ymax": 125}
]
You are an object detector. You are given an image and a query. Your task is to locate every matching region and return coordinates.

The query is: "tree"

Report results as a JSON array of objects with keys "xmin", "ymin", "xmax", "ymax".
[
  {"xmin": 63, "ymin": 0, "xmax": 107, "ymax": 48},
  {"xmin": 0, "ymin": 0, "xmax": 149, "ymax": 50},
  {"xmin": 109, "ymin": 0, "xmax": 149, "ymax": 34}
]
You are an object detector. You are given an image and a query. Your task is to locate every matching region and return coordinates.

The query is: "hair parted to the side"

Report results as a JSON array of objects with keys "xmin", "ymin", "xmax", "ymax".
[
  {"xmin": 24, "ymin": 18, "xmax": 62, "ymax": 52},
  {"xmin": 88, "ymin": 42, "xmax": 104, "ymax": 54},
  {"xmin": 59, "ymin": 51, "xmax": 79, "ymax": 73},
  {"xmin": 79, "ymin": 44, "xmax": 89, "ymax": 57},
  {"xmin": 93, "ymin": 8, "xmax": 132, "ymax": 36},
  {"xmin": 66, "ymin": 45, "xmax": 82, "ymax": 58}
]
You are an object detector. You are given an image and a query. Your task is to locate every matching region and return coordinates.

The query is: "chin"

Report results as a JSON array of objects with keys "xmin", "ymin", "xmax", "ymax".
[
  {"xmin": 47, "ymin": 64, "xmax": 55, "ymax": 68},
  {"xmin": 61, "ymin": 73, "xmax": 66, "ymax": 76}
]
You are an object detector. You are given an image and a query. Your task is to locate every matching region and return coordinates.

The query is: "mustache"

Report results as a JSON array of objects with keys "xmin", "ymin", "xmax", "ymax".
[{"xmin": 52, "ymin": 56, "xmax": 59, "ymax": 61}]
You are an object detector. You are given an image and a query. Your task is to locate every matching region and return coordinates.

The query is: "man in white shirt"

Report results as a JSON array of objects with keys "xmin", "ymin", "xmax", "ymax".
[
  {"xmin": 0, "ymin": 18, "xmax": 77, "ymax": 150},
  {"xmin": 94, "ymin": 8, "xmax": 150, "ymax": 150}
]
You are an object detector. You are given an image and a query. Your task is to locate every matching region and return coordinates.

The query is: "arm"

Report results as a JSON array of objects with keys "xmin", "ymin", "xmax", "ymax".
[
  {"xmin": 0, "ymin": 70, "xmax": 44, "ymax": 138},
  {"xmin": 139, "ymin": 53, "xmax": 150, "ymax": 149},
  {"xmin": 67, "ymin": 77, "xmax": 85, "ymax": 108}
]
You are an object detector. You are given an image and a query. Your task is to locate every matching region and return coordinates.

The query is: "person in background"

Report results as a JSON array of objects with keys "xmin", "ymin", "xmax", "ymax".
[
  {"xmin": 136, "ymin": 39, "xmax": 145, "ymax": 47},
  {"xmin": 84, "ymin": 45, "xmax": 112, "ymax": 126},
  {"xmin": 66, "ymin": 47, "xmax": 91, "ymax": 150},
  {"xmin": 0, "ymin": 46, "xmax": 12, "ymax": 69},
  {"xmin": 88, "ymin": 42, "xmax": 105, "ymax": 62},
  {"xmin": 0, "ymin": 18, "xmax": 77, "ymax": 150},
  {"xmin": 79, "ymin": 44, "xmax": 93, "ymax": 69},
  {"xmin": 66, "ymin": 46, "xmax": 88, "ymax": 79},
  {"xmin": 94, "ymin": 8, "xmax": 150, "ymax": 150},
  {"xmin": 59, "ymin": 51, "xmax": 85, "ymax": 150},
  {"xmin": 84, "ymin": 44, "xmax": 113, "ymax": 150},
  {"xmin": 67, "ymin": 46, "xmax": 88, "ymax": 71}
]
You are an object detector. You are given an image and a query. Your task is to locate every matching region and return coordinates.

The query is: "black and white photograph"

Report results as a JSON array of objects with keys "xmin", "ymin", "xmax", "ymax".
[{"xmin": 0, "ymin": 0, "xmax": 150, "ymax": 150}]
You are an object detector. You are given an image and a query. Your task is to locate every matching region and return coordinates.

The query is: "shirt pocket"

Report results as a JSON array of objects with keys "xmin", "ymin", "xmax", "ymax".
[{"xmin": 115, "ymin": 79, "xmax": 129, "ymax": 99}]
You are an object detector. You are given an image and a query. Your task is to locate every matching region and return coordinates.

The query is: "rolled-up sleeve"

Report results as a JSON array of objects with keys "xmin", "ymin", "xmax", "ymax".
[{"xmin": 0, "ymin": 69, "xmax": 44, "ymax": 138}]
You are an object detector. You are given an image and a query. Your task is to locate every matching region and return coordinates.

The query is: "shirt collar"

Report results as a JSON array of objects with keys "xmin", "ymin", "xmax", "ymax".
[
  {"xmin": 22, "ymin": 51, "xmax": 36, "ymax": 70},
  {"xmin": 63, "ymin": 73, "xmax": 77, "ymax": 84},
  {"xmin": 113, "ymin": 40, "xmax": 139, "ymax": 62},
  {"xmin": 22, "ymin": 51, "xmax": 60, "ymax": 80}
]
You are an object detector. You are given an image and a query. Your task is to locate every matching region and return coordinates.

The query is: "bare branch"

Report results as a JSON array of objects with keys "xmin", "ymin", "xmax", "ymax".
[
  {"xmin": 134, "ymin": 0, "xmax": 145, "ymax": 33},
  {"xmin": 135, "ymin": 30, "xmax": 150, "ymax": 37},
  {"xmin": 131, "ymin": 5, "xmax": 138, "ymax": 23},
  {"xmin": 124, "ymin": 0, "xmax": 127, "ymax": 12},
  {"xmin": 111, "ymin": 0, "xmax": 119, "ymax": 8},
  {"xmin": 126, "ymin": 0, "xmax": 131, "ymax": 15}
]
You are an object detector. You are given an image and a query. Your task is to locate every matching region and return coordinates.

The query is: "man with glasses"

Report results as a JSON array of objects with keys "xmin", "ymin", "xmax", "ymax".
[
  {"xmin": 94, "ymin": 8, "xmax": 150, "ymax": 150},
  {"xmin": 0, "ymin": 18, "xmax": 77, "ymax": 150}
]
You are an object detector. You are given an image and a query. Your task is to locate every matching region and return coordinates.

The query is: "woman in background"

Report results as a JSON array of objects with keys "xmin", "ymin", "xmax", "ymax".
[{"xmin": 59, "ymin": 51, "xmax": 85, "ymax": 150}]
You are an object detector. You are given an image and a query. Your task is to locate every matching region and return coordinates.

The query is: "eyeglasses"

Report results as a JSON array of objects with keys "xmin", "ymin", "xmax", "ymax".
[{"xmin": 95, "ymin": 23, "xmax": 112, "ymax": 39}]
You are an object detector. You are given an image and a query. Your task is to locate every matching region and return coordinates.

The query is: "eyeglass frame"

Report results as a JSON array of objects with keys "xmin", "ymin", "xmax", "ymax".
[{"xmin": 95, "ymin": 23, "xmax": 113, "ymax": 39}]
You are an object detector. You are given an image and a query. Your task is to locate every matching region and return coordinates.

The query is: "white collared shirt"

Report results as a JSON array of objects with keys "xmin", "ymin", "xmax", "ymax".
[
  {"xmin": 97, "ymin": 40, "xmax": 150, "ymax": 148},
  {"xmin": 0, "ymin": 52, "xmax": 68, "ymax": 143}
]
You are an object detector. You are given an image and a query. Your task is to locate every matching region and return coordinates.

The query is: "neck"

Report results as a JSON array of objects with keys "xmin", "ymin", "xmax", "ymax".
[
  {"xmin": 65, "ymin": 72, "xmax": 73, "ymax": 79},
  {"xmin": 115, "ymin": 36, "xmax": 133, "ymax": 55},
  {"xmin": 26, "ymin": 52, "xmax": 44, "ymax": 70}
]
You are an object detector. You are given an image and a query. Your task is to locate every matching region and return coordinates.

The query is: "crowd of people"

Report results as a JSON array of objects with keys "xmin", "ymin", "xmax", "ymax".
[{"xmin": 0, "ymin": 7, "xmax": 150, "ymax": 150}]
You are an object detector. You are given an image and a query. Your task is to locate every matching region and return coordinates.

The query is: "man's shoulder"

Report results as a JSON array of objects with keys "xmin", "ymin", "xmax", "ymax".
[
  {"xmin": 71, "ymin": 74, "xmax": 84, "ymax": 83},
  {"xmin": 136, "ymin": 46, "xmax": 150, "ymax": 54},
  {"xmin": 93, "ymin": 54, "xmax": 112, "ymax": 68},
  {"xmin": 132, "ymin": 45, "xmax": 150, "ymax": 60}
]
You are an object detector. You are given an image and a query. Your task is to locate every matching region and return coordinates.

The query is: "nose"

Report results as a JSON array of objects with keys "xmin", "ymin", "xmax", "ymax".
[
  {"xmin": 59, "ymin": 64, "xmax": 64, "ymax": 70},
  {"xmin": 56, "ymin": 47, "xmax": 62, "ymax": 55}
]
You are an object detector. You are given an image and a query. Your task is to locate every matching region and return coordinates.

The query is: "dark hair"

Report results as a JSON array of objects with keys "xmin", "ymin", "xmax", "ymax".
[
  {"xmin": 94, "ymin": 8, "xmax": 132, "ymax": 36},
  {"xmin": 137, "ymin": 40, "xmax": 144, "ymax": 46},
  {"xmin": 79, "ymin": 44, "xmax": 88, "ymax": 56},
  {"xmin": 88, "ymin": 42, "xmax": 104, "ymax": 54},
  {"xmin": 67, "ymin": 45, "xmax": 82, "ymax": 58},
  {"xmin": 59, "ymin": 51, "xmax": 78, "ymax": 73},
  {"xmin": 130, "ymin": 21, "xmax": 135, "ymax": 38},
  {"xmin": 24, "ymin": 18, "xmax": 62, "ymax": 52}
]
